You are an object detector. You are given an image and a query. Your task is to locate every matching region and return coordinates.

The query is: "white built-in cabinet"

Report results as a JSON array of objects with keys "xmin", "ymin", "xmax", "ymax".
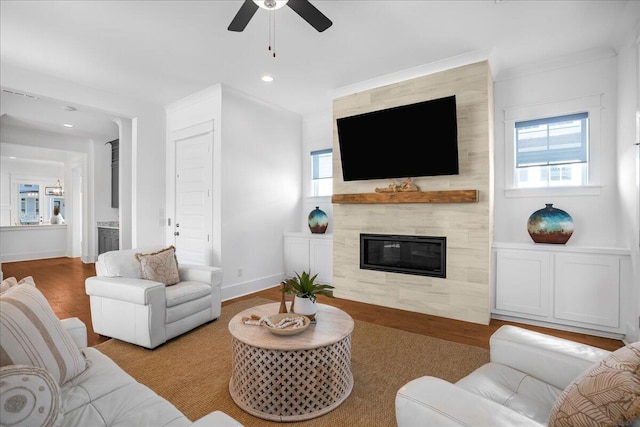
[
  {"xmin": 492, "ymin": 242, "xmax": 630, "ymax": 338},
  {"xmin": 284, "ymin": 232, "xmax": 333, "ymax": 284}
]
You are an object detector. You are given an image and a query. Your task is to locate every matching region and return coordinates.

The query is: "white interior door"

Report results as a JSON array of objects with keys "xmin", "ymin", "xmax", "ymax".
[{"xmin": 174, "ymin": 131, "xmax": 212, "ymax": 265}]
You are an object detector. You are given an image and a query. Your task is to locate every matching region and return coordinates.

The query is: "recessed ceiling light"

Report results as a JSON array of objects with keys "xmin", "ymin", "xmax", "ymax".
[
  {"xmin": 9, "ymin": 156, "xmax": 16, "ymax": 159},
  {"xmin": 261, "ymin": 75, "xmax": 274, "ymax": 82},
  {"xmin": 63, "ymin": 123, "xmax": 74, "ymax": 128}
]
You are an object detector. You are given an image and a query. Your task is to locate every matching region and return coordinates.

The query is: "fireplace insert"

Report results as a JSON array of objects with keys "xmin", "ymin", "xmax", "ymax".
[{"xmin": 360, "ymin": 234, "xmax": 446, "ymax": 278}]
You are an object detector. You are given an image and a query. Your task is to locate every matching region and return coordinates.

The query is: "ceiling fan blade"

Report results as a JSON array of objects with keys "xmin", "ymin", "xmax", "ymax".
[
  {"xmin": 228, "ymin": 0, "xmax": 259, "ymax": 32},
  {"xmin": 287, "ymin": 0, "xmax": 332, "ymax": 32}
]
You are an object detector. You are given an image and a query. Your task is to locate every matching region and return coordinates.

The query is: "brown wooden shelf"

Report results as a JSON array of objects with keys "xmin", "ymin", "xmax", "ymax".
[{"xmin": 331, "ymin": 190, "xmax": 479, "ymax": 204}]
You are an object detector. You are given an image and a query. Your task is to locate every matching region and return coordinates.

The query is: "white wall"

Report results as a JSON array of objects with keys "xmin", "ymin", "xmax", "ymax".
[
  {"xmin": 493, "ymin": 51, "xmax": 620, "ymax": 247},
  {"xmin": 220, "ymin": 85, "xmax": 302, "ymax": 298},
  {"xmin": 616, "ymin": 25, "xmax": 640, "ymax": 342}
]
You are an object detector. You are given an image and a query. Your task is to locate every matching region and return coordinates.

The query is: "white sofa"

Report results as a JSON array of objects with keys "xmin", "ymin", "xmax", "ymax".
[
  {"xmin": 0, "ymin": 280, "xmax": 241, "ymax": 427},
  {"xmin": 395, "ymin": 325, "xmax": 636, "ymax": 426},
  {"xmin": 85, "ymin": 248, "xmax": 222, "ymax": 349},
  {"xmin": 60, "ymin": 318, "xmax": 242, "ymax": 426}
]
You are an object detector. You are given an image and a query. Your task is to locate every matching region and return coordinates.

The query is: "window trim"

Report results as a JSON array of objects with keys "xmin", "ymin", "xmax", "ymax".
[{"xmin": 504, "ymin": 94, "xmax": 602, "ymax": 197}]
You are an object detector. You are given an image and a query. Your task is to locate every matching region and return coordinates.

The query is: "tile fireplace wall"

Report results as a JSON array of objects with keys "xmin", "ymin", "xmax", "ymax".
[{"xmin": 332, "ymin": 61, "xmax": 494, "ymax": 325}]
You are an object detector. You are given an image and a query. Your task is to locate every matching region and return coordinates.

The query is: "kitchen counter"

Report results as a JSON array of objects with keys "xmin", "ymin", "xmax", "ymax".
[
  {"xmin": 97, "ymin": 221, "xmax": 119, "ymax": 229},
  {"xmin": 1, "ymin": 225, "xmax": 67, "ymax": 262},
  {"xmin": 0, "ymin": 224, "xmax": 67, "ymax": 231}
]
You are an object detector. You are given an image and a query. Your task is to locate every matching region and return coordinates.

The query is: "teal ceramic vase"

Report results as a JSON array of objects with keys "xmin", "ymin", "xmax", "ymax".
[
  {"xmin": 527, "ymin": 204, "xmax": 574, "ymax": 244},
  {"xmin": 308, "ymin": 206, "xmax": 328, "ymax": 234}
]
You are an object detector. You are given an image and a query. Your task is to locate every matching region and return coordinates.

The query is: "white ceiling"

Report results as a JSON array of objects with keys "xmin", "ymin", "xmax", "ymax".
[{"xmin": 0, "ymin": 0, "xmax": 638, "ymax": 145}]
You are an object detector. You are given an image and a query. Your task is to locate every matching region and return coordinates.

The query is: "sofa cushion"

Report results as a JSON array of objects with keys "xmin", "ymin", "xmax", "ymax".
[
  {"xmin": 136, "ymin": 246, "xmax": 180, "ymax": 286},
  {"xmin": 0, "ymin": 284, "xmax": 88, "ymax": 385},
  {"xmin": 0, "ymin": 364, "xmax": 64, "ymax": 427},
  {"xmin": 61, "ymin": 347, "xmax": 190, "ymax": 427},
  {"xmin": 456, "ymin": 362, "xmax": 562, "ymax": 425},
  {"xmin": 549, "ymin": 342, "xmax": 640, "ymax": 427},
  {"xmin": 165, "ymin": 281, "xmax": 211, "ymax": 308}
]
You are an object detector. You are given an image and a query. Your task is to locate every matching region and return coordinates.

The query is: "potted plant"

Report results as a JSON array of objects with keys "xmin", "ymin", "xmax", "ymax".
[{"xmin": 283, "ymin": 271, "xmax": 334, "ymax": 319}]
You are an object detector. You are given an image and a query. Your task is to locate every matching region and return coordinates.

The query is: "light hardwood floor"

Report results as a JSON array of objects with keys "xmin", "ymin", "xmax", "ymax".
[{"xmin": 1, "ymin": 257, "xmax": 624, "ymax": 351}]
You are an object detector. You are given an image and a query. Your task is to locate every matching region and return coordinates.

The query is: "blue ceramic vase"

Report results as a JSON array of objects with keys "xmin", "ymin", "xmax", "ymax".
[
  {"xmin": 527, "ymin": 204, "xmax": 574, "ymax": 244},
  {"xmin": 308, "ymin": 206, "xmax": 328, "ymax": 234}
]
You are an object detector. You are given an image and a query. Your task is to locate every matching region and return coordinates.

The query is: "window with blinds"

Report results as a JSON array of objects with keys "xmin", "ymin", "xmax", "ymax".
[
  {"xmin": 514, "ymin": 113, "xmax": 588, "ymax": 188},
  {"xmin": 310, "ymin": 149, "xmax": 333, "ymax": 196}
]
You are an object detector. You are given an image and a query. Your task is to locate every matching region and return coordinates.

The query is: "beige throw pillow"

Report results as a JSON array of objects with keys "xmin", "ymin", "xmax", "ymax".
[
  {"xmin": 135, "ymin": 245, "xmax": 180, "ymax": 286},
  {"xmin": 549, "ymin": 342, "xmax": 640, "ymax": 427},
  {"xmin": 0, "ymin": 284, "xmax": 88, "ymax": 385},
  {"xmin": 0, "ymin": 364, "xmax": 64, "ymax": 427}
]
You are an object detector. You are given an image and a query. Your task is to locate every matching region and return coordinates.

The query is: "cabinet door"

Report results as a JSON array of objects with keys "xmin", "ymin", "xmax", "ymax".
[
  {"xmin": 554, "ymin": 254, "xmax": 619, "ymax": 328},
  {"xmin": 109, "ymin": 229, "xmax": 119, "ymax": 252},
  {"xmin": 111, "ymin": 164, "xmax": 119, "ymax": 208},
  {"xmin": 105, "ymin": 230, "xmax": 114, "ymax": 253},
  {"xmin": 98, "ymin": 229, "xmax": 107, "ymax": 255},
  {"xmin": 310, "ymin": 238, "xmax": 332, "ymax": 284},
  {"xmin": 495, "ymin": 250, "xmax": 551, "ymax": 316},
  {"xmin": 284, "ymin": 237, "xmax": 309, "ymax": 278}
]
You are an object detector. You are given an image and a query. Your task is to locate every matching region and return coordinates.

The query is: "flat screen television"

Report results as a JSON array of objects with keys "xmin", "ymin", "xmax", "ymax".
[{"xmin": 336, "ymin": 95, "xmax": 459, "ymax": 181}]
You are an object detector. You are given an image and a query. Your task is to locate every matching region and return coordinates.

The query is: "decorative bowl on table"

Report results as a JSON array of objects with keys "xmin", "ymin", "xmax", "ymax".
[{"xmin": 264, "ymin": 313, "xmax": 310, "ymax": 336}]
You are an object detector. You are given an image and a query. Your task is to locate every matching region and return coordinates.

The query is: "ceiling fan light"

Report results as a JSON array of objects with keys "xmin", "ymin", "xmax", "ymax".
[{"xmin": 253, "ymin": 0, "xmax": 288, "ymax": 10}]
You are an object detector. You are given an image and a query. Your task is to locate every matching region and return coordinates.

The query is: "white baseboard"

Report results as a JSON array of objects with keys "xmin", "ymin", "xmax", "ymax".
[
  {"xmin": 1, "ymin": 250, "xmax": 67, "ymax": 263},
  {"xmin": 221, "ymin": 273, "xmax": 283, "ymax": 301},
  {"xmin": 491, "ymin": 313, "xmax": 625, "ymax": 340}
]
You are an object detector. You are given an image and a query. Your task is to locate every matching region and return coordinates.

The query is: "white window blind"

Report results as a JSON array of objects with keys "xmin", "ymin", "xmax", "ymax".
[{"xmin": 515, "ymin": 112, "xmax": 588, "ymax": 169}]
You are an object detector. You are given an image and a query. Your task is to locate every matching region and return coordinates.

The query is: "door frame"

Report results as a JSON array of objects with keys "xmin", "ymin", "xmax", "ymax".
[{"xmin": 166, "ymin": 120, "xmax": 214, "ymax": 265}]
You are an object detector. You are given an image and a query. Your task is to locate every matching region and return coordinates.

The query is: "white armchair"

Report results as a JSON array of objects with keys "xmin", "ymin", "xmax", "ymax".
[
  {"xmin": 85, "ymin": 248, "xmax": 222, "ymax": 349},
  {"xmin": 395, "ymin": 325, "xmax": 627, "ymax": 427}
]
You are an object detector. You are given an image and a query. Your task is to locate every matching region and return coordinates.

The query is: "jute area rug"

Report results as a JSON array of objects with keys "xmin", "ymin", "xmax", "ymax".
[{"xmin": 95, "ymin": 297, "xmax": 489, "ymax": 426}]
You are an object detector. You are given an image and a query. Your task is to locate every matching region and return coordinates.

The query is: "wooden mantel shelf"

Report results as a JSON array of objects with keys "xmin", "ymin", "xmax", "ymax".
[{"xmin": 331, "ymin": 189, "xmax": 479, "ymax": 204}]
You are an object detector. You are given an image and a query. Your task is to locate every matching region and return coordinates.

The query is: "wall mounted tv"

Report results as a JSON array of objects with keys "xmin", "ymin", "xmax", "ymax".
[{"xmin": 336, "ymin": 95, "xmax": 459, "ymax": 181}]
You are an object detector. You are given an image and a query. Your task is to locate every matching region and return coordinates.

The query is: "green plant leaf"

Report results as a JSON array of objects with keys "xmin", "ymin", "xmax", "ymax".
[{"xmin": 284, "ymin": 271, "xmax": 334, "ymax": 300}]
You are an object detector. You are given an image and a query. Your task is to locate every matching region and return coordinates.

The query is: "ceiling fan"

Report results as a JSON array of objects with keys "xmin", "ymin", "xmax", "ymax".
[{"xmin": 228, "ymin": 0, "xmax": 332, "ymax": 33}]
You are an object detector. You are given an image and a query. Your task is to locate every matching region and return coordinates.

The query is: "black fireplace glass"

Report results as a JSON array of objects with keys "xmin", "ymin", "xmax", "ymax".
[{"xmin": 360, "ymin": 234, "xmax": 446, "ymax": 278}]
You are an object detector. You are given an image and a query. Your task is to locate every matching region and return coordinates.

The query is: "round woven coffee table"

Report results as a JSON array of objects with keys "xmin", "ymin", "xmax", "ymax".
[{"xmin": 228, "ymin": 302, "xmax": 354, "ymax": 422}]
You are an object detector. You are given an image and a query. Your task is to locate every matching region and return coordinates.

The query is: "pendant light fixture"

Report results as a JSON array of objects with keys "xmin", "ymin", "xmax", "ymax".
[
  {"xmin": 46, "ymin": 162, "xmax": 64, "ymax": 196},
  {"xmin": 52, "ymin": 178, "xmax": 64, "ymax": 196}
]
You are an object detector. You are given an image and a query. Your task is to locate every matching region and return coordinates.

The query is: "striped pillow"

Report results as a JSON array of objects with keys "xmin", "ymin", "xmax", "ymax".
[{"xmin": 0, "ymin": 284, "xmax": 88, "ymax": 385}]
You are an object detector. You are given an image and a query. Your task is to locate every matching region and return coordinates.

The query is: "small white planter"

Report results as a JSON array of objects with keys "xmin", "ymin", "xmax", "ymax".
[{"xmin": 293, "ymin": 296, "xmax": 317, "ymax": 317}]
